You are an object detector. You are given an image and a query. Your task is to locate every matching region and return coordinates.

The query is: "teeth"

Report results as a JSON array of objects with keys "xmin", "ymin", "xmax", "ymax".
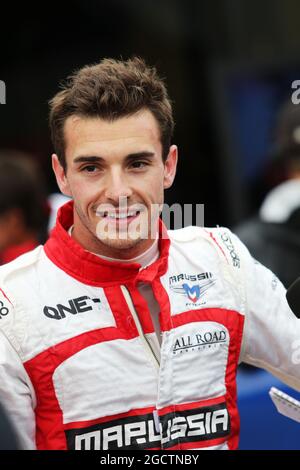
[
  {"xmin": 111, "ymin": 213, "xmax": 127, "ymax": 219},
  {"xmin": 102, "ymin": 211, "xmax": 139, "ymax": 219}
]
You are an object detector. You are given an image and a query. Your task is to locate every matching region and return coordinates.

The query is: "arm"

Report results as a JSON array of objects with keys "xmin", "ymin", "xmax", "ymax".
[
  {"xmin": 232, "ymin": 231, "xmax": 300, "ymax": 390},
  {"xmin": 0, "ymin": 327, "xmax": 36, "ymax": 449}
]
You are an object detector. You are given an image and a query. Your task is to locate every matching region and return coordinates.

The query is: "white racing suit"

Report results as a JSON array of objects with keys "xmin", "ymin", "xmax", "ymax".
[{"xmin": 0, "ymin": 200, "xmax": 299, "ymax": 450}]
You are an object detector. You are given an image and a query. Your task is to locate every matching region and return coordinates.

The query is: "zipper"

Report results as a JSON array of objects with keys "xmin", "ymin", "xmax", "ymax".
[{"xmin": 121, "ymin": 285, "xmax": 160, "ymax": 370}]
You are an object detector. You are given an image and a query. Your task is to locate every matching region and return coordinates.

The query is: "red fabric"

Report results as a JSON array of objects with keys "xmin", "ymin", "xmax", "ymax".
[
  {"xmin": 158, "ymin": 396, "xmax": 226, "ymax": 415},
  {"xmin": 25, "ymin": 307, "xmax": 243, "ymax": 450},
  {"xmin": 166, "ymin": 439, "xmax": 227, "ymax": 450},
  {"xmin": 104, "ymin": 286, "xmax": 140, "ymax": 336},
  {"xmin": 24, "ymin": 326, "xmax": 138, "ymax": 449},
  {"xmin": 64, "ymin": 405, "xmax": 157, "ymax": 430},
  {"xmin": 44, "ymin": 200, "xmax": 170, "ymax": 286},
  {"xmin": 25, "ymin": 201, "xmax": 243, "ymax": 450},
  {"xmin": 125, "ymin": 284, "xmax": 156, "ymax": 334},
  {"xmin": 203, "ymin": 228, "xmax": 228, "ymax": 262},
  {"xmin": 158, "ymin": 396, "xmax": 230, "ymax": 450},
  {"xmin": 169, "ymin": 307, "xmax": 244, "ymax": 450}
]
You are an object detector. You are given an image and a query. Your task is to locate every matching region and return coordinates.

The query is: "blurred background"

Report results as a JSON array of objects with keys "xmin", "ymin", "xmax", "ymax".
[{"xmin": 1, "ymin": 0, "xmax": 300, "ymax": 449}]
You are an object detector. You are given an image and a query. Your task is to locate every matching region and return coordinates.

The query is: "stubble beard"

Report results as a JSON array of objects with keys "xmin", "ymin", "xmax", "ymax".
[{"xmin": 74, "ymin": 203, "xmax": 154, "ymax": 255}]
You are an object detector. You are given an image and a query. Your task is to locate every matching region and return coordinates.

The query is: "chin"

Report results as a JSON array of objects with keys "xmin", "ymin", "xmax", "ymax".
[{"xmin": 99, "ymin": 236, "xmax": 144, "ymax": 252}]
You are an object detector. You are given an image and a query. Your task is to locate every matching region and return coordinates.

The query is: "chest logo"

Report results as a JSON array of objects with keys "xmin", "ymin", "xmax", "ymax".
[
  {"xmin": 43, "ymin": 296, "xmax": 101, "ymax": 320},
  {"xmin": 173, "ymin": 330, "xmax": 227, "ymax": 355},
  {"xmin": 169, "ymin": 272, "xmax": 215, "ymax": 305},
  {"xmin": 182, "ymin": 284, "xmax": 200, "ymax": 303}
]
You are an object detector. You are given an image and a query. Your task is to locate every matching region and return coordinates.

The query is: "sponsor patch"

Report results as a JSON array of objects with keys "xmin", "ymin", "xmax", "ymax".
[
  {"xmin": 66, "ymin": 411, "xmax": 160, "ymax": 450},
  {"xmin": 0, "ymin": 289, "xmax": 11, "ymax": 319},
  {"xmin": 173, "ymin": 329, "xmax": 228, "ymax": 355},
  {"xmin": 65, "ymin": 401, "xmax": 230, "ymax": 450},
  {"xmin": 169, "ymin": 272, "xmax": 215, "ymax": 307},
  {"xmin": 220, "ymin": 232, "xmax": 240, "ymax": 268},
  {"xmin": 43, "ymin": 296, "xmax": 101, "ymax": 320},
  {"xmin": 0, "ymin": 300, "xmax": 9, "ymax": 319},
  {"xmin": 160, "ymin": 402, "xmax": 230, "ymax": 449}
]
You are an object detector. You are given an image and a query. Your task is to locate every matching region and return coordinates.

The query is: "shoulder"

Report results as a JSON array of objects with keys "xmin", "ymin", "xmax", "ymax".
[
  {"xmin": 0, "ymin": 246, "xmax": 43, "ymax": 287},
  {"xmin": 168, "ymin": 225, "xmax": 247, "ymax": 268},
  {"xmin": 0, "ymin": 247, "xmax": 44, "ymax": 349}
]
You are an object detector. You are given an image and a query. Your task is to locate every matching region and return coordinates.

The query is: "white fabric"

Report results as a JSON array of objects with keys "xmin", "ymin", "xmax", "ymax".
[
  {"xmin": 68, "ymin": 225, "xmax": 162, "ymax": 344},
  {"xmin": 0, "ymin": 225, "xmax": 300, "ymax": 449},
  {"xmin": 0, "ymin": 330, "xmax": 36, "ymax": 449},
  {"xmin": 259, "ymin": 179, "xmax": 300, "ymax": 223},
  {"xmin": 53, "ymin": 338, "xmax": 159, "ymax": 423}
]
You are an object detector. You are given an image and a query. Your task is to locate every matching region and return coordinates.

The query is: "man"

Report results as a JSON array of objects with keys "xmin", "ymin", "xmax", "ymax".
[
  {"xmin": 235, "ymin": 101, "xmax": 300, "ymax": 288},
  {"xmin": 0, "ymin": 57, "xmax": 299, "ymax": 451},
  {"xmin": 0, "ymin": 152, "xmax": 48, "ymax": 264}
]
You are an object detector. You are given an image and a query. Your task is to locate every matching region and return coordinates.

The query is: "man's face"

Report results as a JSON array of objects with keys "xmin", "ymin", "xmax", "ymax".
[{"xmin": 52, "ymin": 109, "xmax": 177, "ymax": 258}]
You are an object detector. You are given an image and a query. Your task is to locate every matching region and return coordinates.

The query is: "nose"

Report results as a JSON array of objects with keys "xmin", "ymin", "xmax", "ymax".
[{"xmin": 104, "ymin": 167, "xmax": 133, "ymax": 204}]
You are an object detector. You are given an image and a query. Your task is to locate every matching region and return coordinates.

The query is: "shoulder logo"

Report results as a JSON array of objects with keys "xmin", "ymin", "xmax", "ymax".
[
  {"xmin": 220, "ymin": 232, "xmax": 240, "ymax": 268},
  {"xmin": 0, "ymin": 300, "xmax": 9, "ymax": 319},
  {"xmin": 0, "ymin": 288, "xmax": 12, "ymax": 319}
]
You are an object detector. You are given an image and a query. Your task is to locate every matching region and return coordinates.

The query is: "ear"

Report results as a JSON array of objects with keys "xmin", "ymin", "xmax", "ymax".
[
  {"xmin": 52, "ymin": 154, "xmax": 72, "ymax": 197},
  {"xmin": 163, "ymin": 145, "xmax": 178, "ymax": 189}
]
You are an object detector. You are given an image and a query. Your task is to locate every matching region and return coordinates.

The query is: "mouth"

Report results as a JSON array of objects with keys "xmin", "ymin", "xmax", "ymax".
[{"xmin": 96, "ymin": 208, "xmax": 142, "ymax": 224}]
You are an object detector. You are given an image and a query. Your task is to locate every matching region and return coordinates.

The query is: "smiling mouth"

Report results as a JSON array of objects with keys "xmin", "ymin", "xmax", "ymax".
[{"xmin": 96, "ymin": 209, "xmax": 141, "ymax": 221}]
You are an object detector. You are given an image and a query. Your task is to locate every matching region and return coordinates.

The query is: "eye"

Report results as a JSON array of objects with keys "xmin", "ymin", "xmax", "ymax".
[
  {"xmin": 130, "ymin": 161, "xmax": 148, "ymax": 170},
  {"xmin": 82, "ymin": 165, "xmax": 98, "ymax": 173}
]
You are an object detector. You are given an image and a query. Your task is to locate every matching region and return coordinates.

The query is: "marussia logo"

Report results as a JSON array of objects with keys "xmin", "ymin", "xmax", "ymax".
[
  {"xmin": 169, "ymin": 272, "xmax": 215, "ymax": 304},
  {"xmin": 182, "ymin": 284, "xmax": 200, "ymax": 303},
  {"xmin": 66, "ymin": 402, "xmax": 230, "ymax": 450}
]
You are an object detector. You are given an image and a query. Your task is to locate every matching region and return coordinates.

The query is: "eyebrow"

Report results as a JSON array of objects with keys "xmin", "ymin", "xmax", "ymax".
[{"xmin": 73, "ymin": 151, "xmax": 155, "ymax": 164}]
